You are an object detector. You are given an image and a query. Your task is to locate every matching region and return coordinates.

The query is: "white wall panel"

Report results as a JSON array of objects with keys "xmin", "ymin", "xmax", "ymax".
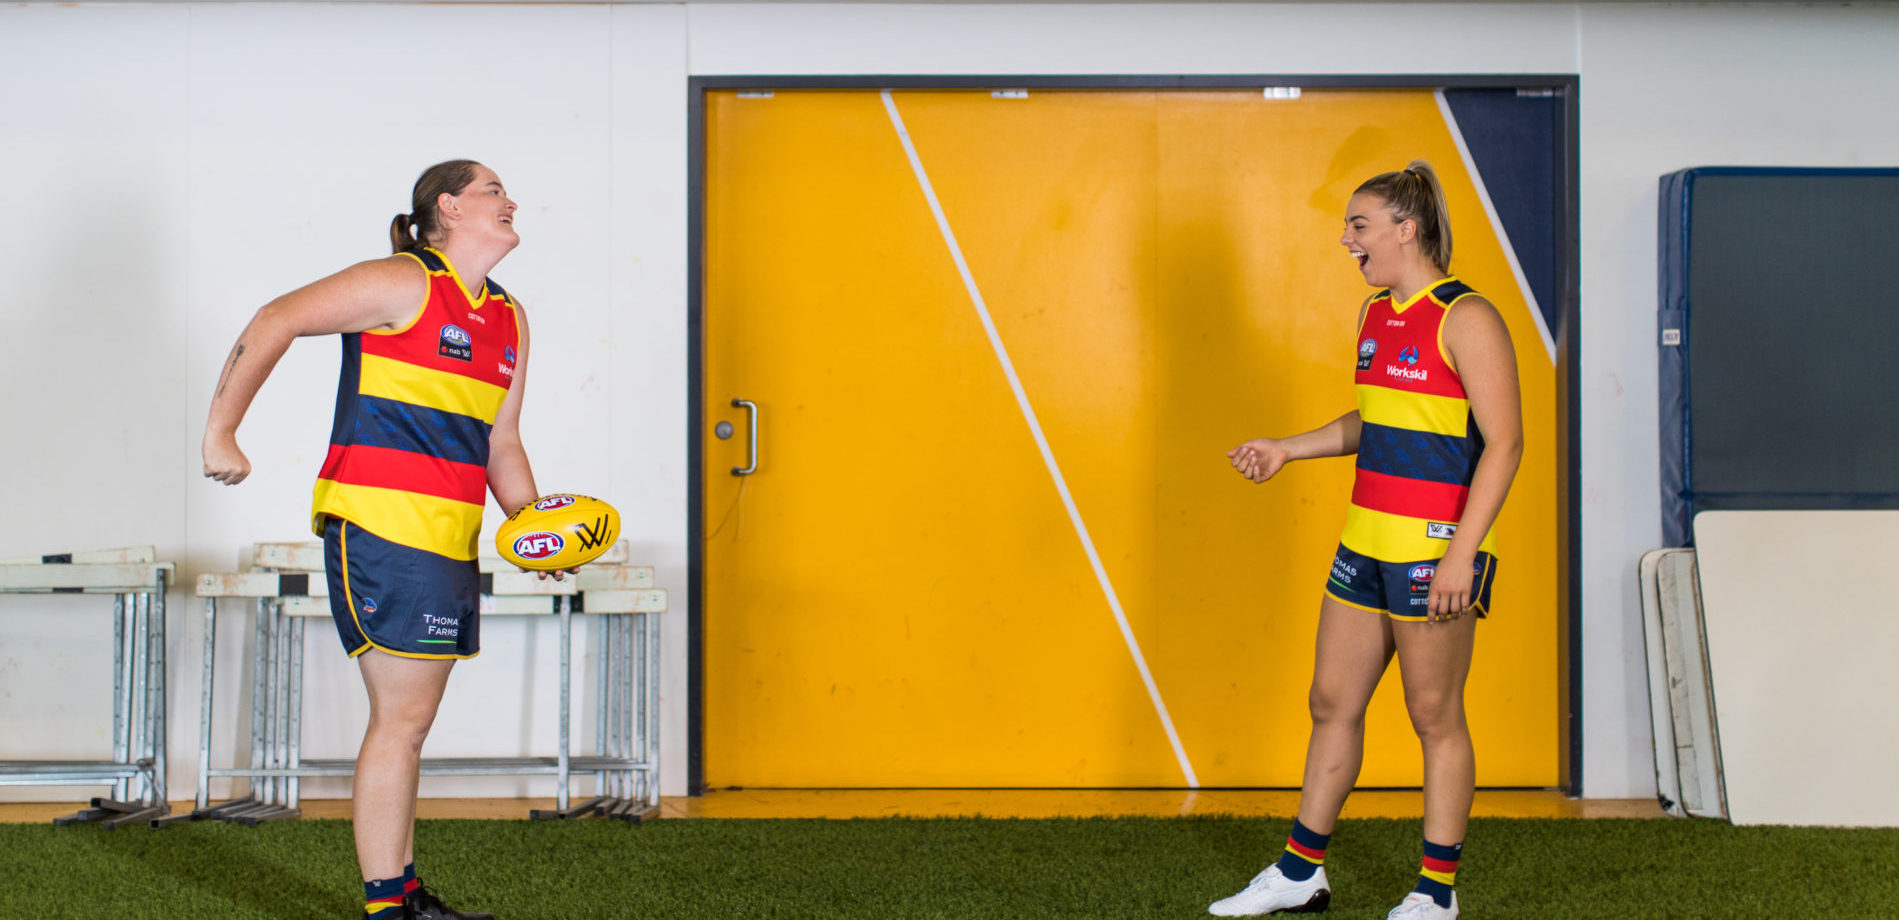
[
  {"xmin": 0, "ymin": 4, "xmax": 192, "ymax": 779},
  {"xmin": 688, "ymin": 3, "xmax": 1581, "ymax": 76},
  {"xmin": 607, "ymin": 1, "xmax": 693, "ymax": 802},
  {"xmin": 1575, "ymin": 2, "xmax": 1899, "ymax": 797},
  {"xmin": 3, "ymin": 0, "xmax": 1897, "ymax": 803}
]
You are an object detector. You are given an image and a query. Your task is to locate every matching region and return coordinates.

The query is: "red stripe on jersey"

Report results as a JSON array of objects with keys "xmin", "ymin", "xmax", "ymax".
[
  {"xmin": 318, "ymin": 443, "xmax": 487, "ymax": 505},
  {"xmin": 1356, "ymin": 296, "xmax": 1466, "ymax": 400},
  {"xmin": 361, "ymin": 275, "xmax": 516, "ymax": 390},
  {"xmin": 1350, "ymin": 468, "xmax": 1470, "ymax": 522},
  {"xmin": 1422, "ymin": 855, "xmax": 1461, "ymax": 874}
]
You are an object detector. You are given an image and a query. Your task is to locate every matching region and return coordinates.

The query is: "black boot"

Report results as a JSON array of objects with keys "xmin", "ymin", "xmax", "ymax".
[{"xmin": 405, "ymin": 881, "xmax": 494, "ymax": 920}]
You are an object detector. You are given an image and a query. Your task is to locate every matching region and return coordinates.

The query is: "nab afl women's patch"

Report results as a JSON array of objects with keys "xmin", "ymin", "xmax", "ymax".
[
  {"xmin": 438, "ymin": 324, "xmax": 473, "ymax": 361},
  {"xmin": 1358, "ymin": 338, "xmax": 1378, "ymax": 370}
]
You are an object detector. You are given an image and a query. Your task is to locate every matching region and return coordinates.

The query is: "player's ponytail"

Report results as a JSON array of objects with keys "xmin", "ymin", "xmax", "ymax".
[
  {"xmin": 390, "ymin": 159, "xmax": 481, "ymax": 254},
  {"xmin": 1354, "ymin": 161, "xmax": 1453, "ymax": 274}
]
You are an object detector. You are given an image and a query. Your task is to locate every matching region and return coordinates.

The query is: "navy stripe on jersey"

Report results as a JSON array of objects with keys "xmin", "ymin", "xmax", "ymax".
[
  {"xmin": 343, "ymin": 395, "xmax": 493, "ymax": 466},
  {"xmin": 328, "ymin": 333, "xmax": 364, "ymax": 454},
  {"xmin": 1432, "ymin": 279, "xmax": 1475, "ymax": 303},
  {"xmin": 1357, "ymin": 420, "xmax": 1483, "ymax": 485}
]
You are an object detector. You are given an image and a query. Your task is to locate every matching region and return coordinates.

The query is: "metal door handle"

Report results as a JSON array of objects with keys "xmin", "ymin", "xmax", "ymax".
[{"xmin": 731, "ymin": 399, "xmax": 758, "ymax": 476}]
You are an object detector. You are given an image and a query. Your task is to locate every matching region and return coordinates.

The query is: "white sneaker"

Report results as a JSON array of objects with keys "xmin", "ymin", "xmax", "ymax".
[
  {"xmin": 1208, "ymin": 864, "xmax": 1331, "ymax": 916},
  {"xmin": 1386, "ymin": 891, "xmax": 1459, "ymax": 919}
]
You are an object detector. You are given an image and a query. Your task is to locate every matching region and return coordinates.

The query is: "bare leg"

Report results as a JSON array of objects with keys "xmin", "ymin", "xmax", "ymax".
[
  {"xmin": 353, "ymin": 651, "xmax": 455, "ymax": 881},
  {"xmin": 1391, "ymin": 613, "xmax": 1478, "ymax": 845},
  {"xmin": 1293, "ymin": 597, "xmax": 1397, "ymax": 834}
]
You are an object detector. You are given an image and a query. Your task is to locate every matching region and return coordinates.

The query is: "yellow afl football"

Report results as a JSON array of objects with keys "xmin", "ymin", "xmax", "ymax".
[{"xmin": 496, "ymin": 493, "xmax": 620, "ymax": 571}]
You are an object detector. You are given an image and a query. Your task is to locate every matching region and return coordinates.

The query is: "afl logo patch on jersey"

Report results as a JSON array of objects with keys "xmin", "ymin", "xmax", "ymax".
[
  {"xmin": 439, "ymin": 324, "xmax": 473, "ymax": 361},
  {"xmin": 513, "ymin": 532, "xmax": 565, "ymax": 560},
  {"xmin": 1357, "ymin": 338, "xmax": 1378, "ymax": 370}
]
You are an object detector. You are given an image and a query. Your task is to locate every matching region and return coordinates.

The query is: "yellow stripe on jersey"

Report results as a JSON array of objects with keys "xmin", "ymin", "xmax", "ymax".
[
  {"xmin": 358, "ymin": 352, "xmax": 510, "ymax": 422},
  {"xmin": 1340, "ymin": 504, "xmax": 1498, "ymax": 562},
  {"xmin": 311, "ymin": 480, "xmax": 484, "ymax": 560},
  {"xmin": 1435, "ymin": 287, "xmax": 1478, "ymax": 368},
  {"xmin": 1356, "ymin": 384, "xmax": 1471, "ymax": 437}
]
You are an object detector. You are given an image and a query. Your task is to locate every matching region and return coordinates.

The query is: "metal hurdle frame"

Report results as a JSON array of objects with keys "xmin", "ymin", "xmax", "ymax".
[
  {"xmin": 173, "ymin": 541, "xmax": 664, "ymax": 827},
  {"xmin": 0, "ymin": 548, "xmax": 175, "ymax": 829}
]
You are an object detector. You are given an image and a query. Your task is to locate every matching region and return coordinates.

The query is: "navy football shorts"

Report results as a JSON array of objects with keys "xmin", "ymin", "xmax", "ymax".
[
  {"xmin": 323, "ymin": 517, "xmax": 481, "ymax": 659},
  {"xmin": 1324, "ymin": 542, "xmax": 1497, "ymax": 622}
]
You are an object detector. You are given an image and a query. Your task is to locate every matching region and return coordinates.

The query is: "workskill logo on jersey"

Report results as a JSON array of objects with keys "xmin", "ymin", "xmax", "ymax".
[
  {"xmin": 439, "ymin": 324, "xmax": 473, "ymax": 362},
  {"xmin": 1386, "ymin": 344, "xmax": 1428, "ymax": 382},
  {"xmin": 1357, "ymin": 339, "xmax": 1378, "ymax": 370},
  {"xmin": 500, "ymin": 345, "xmax": 517, "ymax": 378}
]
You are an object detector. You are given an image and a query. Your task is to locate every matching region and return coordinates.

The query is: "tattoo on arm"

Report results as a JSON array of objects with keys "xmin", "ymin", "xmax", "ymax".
[{"xmin": 216, "ymin": 345, "xmax": 245, "ymax": 398}]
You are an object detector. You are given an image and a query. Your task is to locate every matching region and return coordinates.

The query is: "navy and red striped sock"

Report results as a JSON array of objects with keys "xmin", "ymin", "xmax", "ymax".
[
  {"xmin": 1272, "ymin": 819, "xmax": 1330, "ymax": 882},
  {"xmin": 1413, "ymin": 838, "xmax": 1462, "ymax": 908},
  {"xmin": 363, "ymin": 875, "xmax": 404, "ymax": 918}
]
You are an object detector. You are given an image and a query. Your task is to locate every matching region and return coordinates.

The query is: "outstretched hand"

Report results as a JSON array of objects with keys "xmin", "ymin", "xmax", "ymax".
[{"xmin": 1226, "ymin": 438, "xmax": 1292, "ymax": 483}]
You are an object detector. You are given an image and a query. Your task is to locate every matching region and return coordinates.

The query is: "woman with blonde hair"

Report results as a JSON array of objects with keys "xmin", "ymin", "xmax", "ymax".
[{"xmin": 1210, "ymin": 162, "xmax": 1522, "ymax": 920}]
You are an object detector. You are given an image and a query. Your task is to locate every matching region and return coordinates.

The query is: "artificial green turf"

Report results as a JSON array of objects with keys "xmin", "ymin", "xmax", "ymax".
[{"xmin": 2, "ymin": 816, "xmax": 1895, "ymax": 919}]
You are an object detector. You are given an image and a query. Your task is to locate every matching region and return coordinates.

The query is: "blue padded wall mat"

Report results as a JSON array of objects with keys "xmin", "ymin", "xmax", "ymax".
[{"xmin": 1659, "ymin": 167, "xmax": 1899, "ymax": 546}]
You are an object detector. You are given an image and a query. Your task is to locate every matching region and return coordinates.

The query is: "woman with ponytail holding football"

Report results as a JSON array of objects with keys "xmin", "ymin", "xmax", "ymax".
[
  {"xmin": 1209, "ymin": 162, "xmax": 1522, "ymax": 920},
  {"xmin": 203, "ymin": 160, "xmax": 543, "ymax": 920}
]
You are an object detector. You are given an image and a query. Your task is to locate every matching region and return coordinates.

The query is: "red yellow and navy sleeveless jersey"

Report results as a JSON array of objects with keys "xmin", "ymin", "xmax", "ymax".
[
  {"xmin": 1342, "ymin": 276, "xmax": 1498, "ymax": 562},
  {"xmin": 311, "ymin": 248, "xmax": 521, "ymax": 560}
]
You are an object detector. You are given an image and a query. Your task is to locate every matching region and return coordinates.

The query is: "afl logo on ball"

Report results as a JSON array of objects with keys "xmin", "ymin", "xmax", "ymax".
[
  {"xmin": 533, "ymin": 495, "xmax": 576, "ymax": 512},
  {"xmin": 514, "ymin": 532, "xmax": 565, "ymax": 560},
  {"xmin": 1357, "ymin": 339, "xmax": 1378, "ymax": 370},
  {"xmin": 439, "ymin": 324, "xmax": 473, "ymax": 361}
]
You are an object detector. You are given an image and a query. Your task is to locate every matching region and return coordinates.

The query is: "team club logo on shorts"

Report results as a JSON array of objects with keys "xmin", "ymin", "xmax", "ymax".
[
  {"xmin": 533, "ymin": 495, "xmax": 575, "ymax": 512},
  {"xmin": 1357, "ymin": 338, "xmax": 1378, "ymax": 370},
  {"xmin": 438, "ymin": 324, "xmax": 473, "ymax": 361},
  {"xmin": 513, "ymin": 532, "xmax": 565, "ymax": 560},
  {"xmin": 361, "ymin": 597, "xmax": 378, "ymax": 614}
]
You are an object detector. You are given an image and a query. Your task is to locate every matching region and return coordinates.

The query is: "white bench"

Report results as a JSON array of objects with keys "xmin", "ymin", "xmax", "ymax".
[
  {"xmin": 176, "ymin": 540, "xmax": 664, "ymax": 826},
  {"xmin": 0, "ymin": 547, "xmax": 176, "ymax": 828}
]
